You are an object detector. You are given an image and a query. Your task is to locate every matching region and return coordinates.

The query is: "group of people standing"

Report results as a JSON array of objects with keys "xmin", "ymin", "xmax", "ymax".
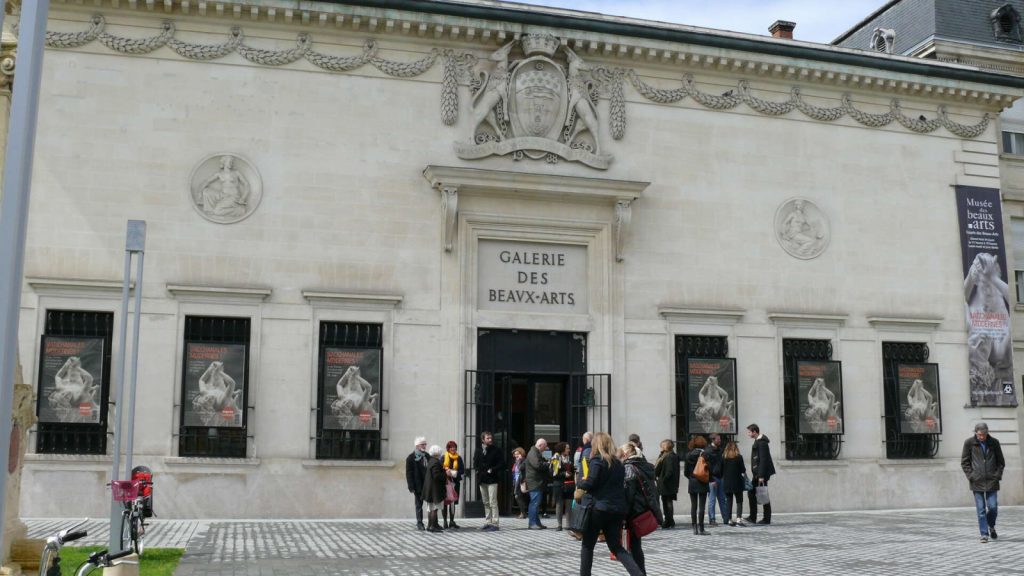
[{"xmin": 404, "ymin": 437, "xmax": 465, "ymax": 533}]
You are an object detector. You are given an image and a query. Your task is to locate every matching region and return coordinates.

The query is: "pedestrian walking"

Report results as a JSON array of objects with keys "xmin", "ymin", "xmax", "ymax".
[
  {"xmin": 720, "ymin": 440, "xmax": 747, "ymax": 526},
  {"xmin": 551, "ymin": 442, "xmax": 575, "ymax": 531},
  {"xmin": 961, "ymin": 422, "xmax": 1006, "ymax": 543},
  {"xmin": 473, "ymin": 431, "xmax": 504, "ymax": 531},
  {"xmin": 526, "ymin": 438, "xmax": 550, "ymax": 529},
  {"xmin": 405, "ymin": 436, "xmax": 429, "ymax": 531},
  {"xmin": 575, "ymin": 432, "xmax": 645, "ymax": 576},
  {"xmin": 745, "ymin": 423, "xmax": 776, "ymax": 525},
  {"xmin": 421, "ymin": 445, "xmax": 447, "ymax": 533},
  {"xmin": 512, "ymin": 447, "xmax": 528, "ymax": 519},
  {"xmin": 622, "ymin": 441, "xmax": 663, "ymax": 575},
  {"xmin": 683, "ymin": 435, "xmax": 710, "ymax": 535},
  {"xmin": 442, "ymin": 440, "xmax": 464, "ymax": 530},
  {"xmin": 654, "ymin": 439, "xmax": 679, "ymax": 529},
  {"xmin": 706, "ymin": 433, "xmax": 726, "ymax": 526}
]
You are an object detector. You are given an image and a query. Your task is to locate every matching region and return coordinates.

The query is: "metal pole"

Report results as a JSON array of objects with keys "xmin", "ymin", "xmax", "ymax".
[
  {"xmin": 109, "ymin": 250, "xmax": 132, "ymax": 552},
  {"xmin": 0, "ymin": 0, "xmax": 51, "ymax": 550},
  {"xmin": 124, "ymin": 251, "xmax": 144, "ymax": 476}
]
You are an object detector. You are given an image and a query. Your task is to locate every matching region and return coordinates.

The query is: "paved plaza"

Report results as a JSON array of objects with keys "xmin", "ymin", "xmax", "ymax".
[{"xmin": 26, "ymin": 506, "xmax": 1024, "ymax": 575}]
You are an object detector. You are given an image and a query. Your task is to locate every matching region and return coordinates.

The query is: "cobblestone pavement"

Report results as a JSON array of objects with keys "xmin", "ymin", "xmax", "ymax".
[{"xmin": 29, "ymin": 507, "xmax": 1024, "ymax": 575}]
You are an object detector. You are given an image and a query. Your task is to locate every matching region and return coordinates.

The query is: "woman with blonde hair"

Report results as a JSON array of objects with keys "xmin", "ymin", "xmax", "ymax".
[
  {"xmin": 721, "ymin": 440, "xmax": 747, "ymax": 526},
  {"xmin": 576, "ymin": 432, "xmax": 645, "ymax": 576}
]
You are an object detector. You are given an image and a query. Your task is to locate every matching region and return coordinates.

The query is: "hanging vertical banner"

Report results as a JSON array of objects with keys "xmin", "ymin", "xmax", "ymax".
[
  {"xmin": 322, "ymin": 347, "xmax": 381, "ymax": 431},
  {"xmin": 37, "ymin": 336, "xmax": 103, "ymax": 424},
  {"xmin": 896, "ymin": 363, "xmax": 942, "ymax": 434},
  {"xmin": 956, "ymin": 185, "xmax": 1017, "ymax": 407},
  {"xmin": 797, "ymin": 360, "xmax": 844, "ymax": 434},
  {"xmin": 183, "ymin": 342, "xmax": 246, "ymax": 427},
  {"xmin": 686, "ymin": 358, "xmax": 737, "ymax": 435}
]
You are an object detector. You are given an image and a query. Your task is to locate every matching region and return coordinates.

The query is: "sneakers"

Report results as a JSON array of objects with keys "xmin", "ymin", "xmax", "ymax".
[
  {"xmin": 981, "ymin": 535, "xmax": 989, "ymax": 543},
  {"xmin": 990, "ymin": 526, "xmax": 998, "ymax": 540}
]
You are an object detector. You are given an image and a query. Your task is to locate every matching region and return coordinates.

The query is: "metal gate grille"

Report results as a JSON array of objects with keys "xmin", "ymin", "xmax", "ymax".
[
  {"xmin": 178, "ymin": 316, "xmax": 250, "ymax": 458},
  {"xmin": 883, "ymin": 342, "xmax": 938, "ymax": 459},
  {"xmin": 569, "ymin": 373, "xmax": 611, "ymax": 450},
  {"xmin": 783, "ymin": 339, "xmax": 842, "ymax": 460},
  {"xmin": 673, "ymin": 335, "xmax": 729, "ymax": 450},
  {"xmin": 37, "ymin": 310, "xmax": 113, "ymax": 455},
  {"xmin": 316, "ymin": 322, "xmax": 385, "ymax": 460}
]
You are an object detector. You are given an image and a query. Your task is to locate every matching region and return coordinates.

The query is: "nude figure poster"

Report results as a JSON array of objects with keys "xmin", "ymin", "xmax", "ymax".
[
  {"xmin": 796, "ymin": 360, "xmax": 844, "ymax": 435},
  {"xmin": 896, "ymin": 363, "xmax": 942, "ymax": 435},
  {"xmin": 183, "ymin": 343, "xmax": 246, "ymax": 428},
  {"xmin": 956, "ymin": 185, "xmax": 1017, "ymax": 407},
  {"xmin": 37, "ymin": 335, "xmax": 104, "ymax": 424},
  {"xmin": 322, "ymin": 347, "xmax": 381, "ymax": 431},
  {"xmin": 686, "ymin": 358, "xmax": 737, "ymax": 435}
]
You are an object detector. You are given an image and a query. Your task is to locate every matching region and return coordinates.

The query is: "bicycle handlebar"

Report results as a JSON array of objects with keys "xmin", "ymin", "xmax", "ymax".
[
  {"xmin": 108, "ymin": 549, "xmax": 135, "ymax": 561},
  {"xmin": 61, "ymin": 530, "xmax": 87, "ymax": 544}
]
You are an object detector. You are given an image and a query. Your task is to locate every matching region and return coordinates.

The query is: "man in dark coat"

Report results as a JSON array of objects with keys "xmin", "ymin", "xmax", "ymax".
[
  {"xmin": 745, "ymin": 423, "xmax": 776, "ymax": 525},
  {"xmin": 473, "ymin": 430, "xmax": 505, "ymax": 531},
  {"xmin": 706, "ymin": 433, "xmax": 726, "ymax": 526},
  {"xmin": 421, "ymin": 445, "xmax": 447, "ymax": 533},
  {"xmin": 525, "ymin": 438, "xmax": 550, "ymax": 529},
  {"xmin": 405, "ymin": 436, "xmax": 428, "ymax": 531},
  {"xmin": 961, "ymin": 422, "xmax": 1006, "ymax": 542}
]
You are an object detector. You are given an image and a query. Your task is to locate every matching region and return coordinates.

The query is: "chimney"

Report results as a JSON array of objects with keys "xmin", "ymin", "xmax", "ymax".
[{"xmin": 770, "ymin": 20, "xmax": 796, "ymax": 39}]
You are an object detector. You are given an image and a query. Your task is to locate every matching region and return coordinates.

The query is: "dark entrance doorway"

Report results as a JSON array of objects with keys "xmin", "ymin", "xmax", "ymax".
[{"xmin": 464, "ymin": 329, "xmax": 610, "ymax": 516}]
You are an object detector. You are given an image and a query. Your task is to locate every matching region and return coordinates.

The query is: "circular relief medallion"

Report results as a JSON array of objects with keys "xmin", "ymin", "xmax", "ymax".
[
  {"xmin": 189, "ymin": 153, "xmax": 262, "ymax": 224},
  {"xmin": 774, "ymin": 197, "xmax": 830, "ymax": 260}
]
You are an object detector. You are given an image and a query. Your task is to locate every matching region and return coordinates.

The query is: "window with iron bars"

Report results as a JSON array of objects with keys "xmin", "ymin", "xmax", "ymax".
[
  {"xmin": 882, "ymin": 342, "xmax": 939, "ymax": 459},
  {"xmin": 674, "ymin": 335, "xmax": 731, "ymax": 452},
  {"xmin": 316, "ymin": 322, "xmax": 385, "ymax": 460},
  {"xmin": 783, "ymin": 339, "xmax": 842, "ymax": 460},
  {"xmin": 36, "ymin": 310, "xmax": 114, "ymax": 455},
  {"xmin": 179, "ymin": 316, "xmax": 251, "ymax": 458}
]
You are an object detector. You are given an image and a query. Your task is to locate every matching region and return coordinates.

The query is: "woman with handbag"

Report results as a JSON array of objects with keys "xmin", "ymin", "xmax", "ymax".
[
  {"xmin": 511, "ymin": 447, "xmax": 528, "ymax": 519},
  {"xmin": 551, "ymin": 442, "xmax": 575, "ymax": 531},
  {"xmin": 421, "ymin": 445, "xmax": 447, "ymax": 533},
  {"xmin": 720, "ymin": 440, "xmax": 747, "ymax": 526},
  {"xmin": 622, "ymin": 442, "xmax": 663, "ymax": 575},
  {"xmin": 575, "ymin": 432, "xmax": 645, "ymax": 576},
  {"xmin": 683, "ymin": 435, "xmax": 710, "ymax": 535},
  {"xmin": 442, "ymin": 440, "xmax": 464, "ymax": 530},
  {"xmin": 654, "ymin": 439, "xmax": 679, "ymax": 529}
]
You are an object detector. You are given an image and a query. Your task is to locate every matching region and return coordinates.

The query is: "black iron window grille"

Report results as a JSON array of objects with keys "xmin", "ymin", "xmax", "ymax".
[
  {"xmin": 178, "ymin": 316, "xmax": 251, "ymax": 458},
  {"xmin": 315, "ymin": 322, "xmax": 385, "ymax": 460},
  {"xmin": 883, "ymin": 342, "xmax": 939, "ymax": 459},
  {"xmin": 674, "ymin": 335, "xmax": 730, "ymax": 451},
  {"xmin": 36, "ymin": 310, "xmax": 114, "ymax": 455},
  {"xmin": 783, "ymin": 339, "xmax": 842, "ymax": 460}
]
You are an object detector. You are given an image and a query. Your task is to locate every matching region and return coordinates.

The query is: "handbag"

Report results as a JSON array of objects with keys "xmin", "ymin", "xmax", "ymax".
[
  {"xmin": 570, "ymin": 498, "xmax": 593, "ymax": 534},
  {"xmin": 693, "ymin": 452, "xmax": 709, "ymax": 484},
  {"xmin": 444, "ymin": 479, "xmax": 458, "ymax": 505},
  {"xmin": 629, "ymin": 509, "xmax": 659, "ymax": 537},
  {"xmin": 742, "ymin": 473, "xmax": 754, "ymax": 492},
  {"xmin": 755, "ymin": 485, "xmax": 770, "ymax": 505}
]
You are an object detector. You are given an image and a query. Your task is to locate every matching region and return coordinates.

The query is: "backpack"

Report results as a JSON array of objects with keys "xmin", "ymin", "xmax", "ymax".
[{"xmin": 692, "ymin": 451, "xmax": 709, "ymax": 484}]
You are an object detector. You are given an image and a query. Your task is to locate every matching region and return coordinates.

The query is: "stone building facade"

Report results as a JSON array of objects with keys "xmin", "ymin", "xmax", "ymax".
[{"xmin": 15, "ymin": 0, "xmax": 1024, "ymax": 518}]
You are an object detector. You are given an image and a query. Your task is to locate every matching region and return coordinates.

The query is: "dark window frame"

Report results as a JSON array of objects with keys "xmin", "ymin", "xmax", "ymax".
[
  {"xmin": 882, "ymin": 341, "xmax": 939, "ymax": 459},
  {"xmin": 315, "ymin": 322, "xmax": 386, "ymax": 460},
  {"xmin": 36, "ymin": 310, "xmax": 114, "ymax": 455},
  {"xmin": 782, "ymin": 338, "xmax": 842, "ymax": 460},
  {"xmin": 992, "ymin": 4, "xmax": 1023, "ymax": 42},
  {"xmin": 178, "ymin": 316, "xmax": 251, "ymax": 458}
]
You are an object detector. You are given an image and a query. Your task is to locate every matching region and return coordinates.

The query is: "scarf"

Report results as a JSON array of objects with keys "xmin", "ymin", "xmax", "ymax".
[
  {"xmin": 444, "ymin": 452, "xmax": 461, "ymax": 470},
  {"xmin": 413, "ymin": 448, "xmax": 426, "ymax": 463}
]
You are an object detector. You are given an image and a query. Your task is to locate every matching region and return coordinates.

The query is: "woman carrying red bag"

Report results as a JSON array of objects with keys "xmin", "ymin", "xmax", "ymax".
[{"xmin": 622, "ymin": 441, "xmax": 663, "ymax": 575}]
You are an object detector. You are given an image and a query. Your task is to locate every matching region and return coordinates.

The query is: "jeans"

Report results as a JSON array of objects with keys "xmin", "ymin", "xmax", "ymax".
[
  {"xmin": 708, "ymin": 478, "xmax": 726, "ymax": 520},
  {"xmin": 724, "ymin": 491, "xmax": 743, "ymax": 521},
  {"xmin": 974, "ymin": 491, "xmax": 998, "ymax": 536},
  {"xmin": 628, "ymin": 528, "xmax": 645, "ymax": 573},
  {"xmin": 528, "ymin": 489, "xmax": 544, "ymax": 526},
  {"xmin": 479, "ymin": 483, "xmax": 499, "ymax": 526},
  {"xmin": 579, "ymin": 509, "xmax": 645, "ymax": 576}
]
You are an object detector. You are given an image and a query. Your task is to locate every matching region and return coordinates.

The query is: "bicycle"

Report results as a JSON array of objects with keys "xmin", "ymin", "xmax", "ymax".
[
  {"xmin": 73, "ymin": 547, "xmax": 137, "ymax": 575},
  {"xmin": 38, "ymin": 519, "xmax": 88, "ymax": 576},
  {"xmin": 110, "ymin": 478, "xmax": 150, "ymax": 555}
]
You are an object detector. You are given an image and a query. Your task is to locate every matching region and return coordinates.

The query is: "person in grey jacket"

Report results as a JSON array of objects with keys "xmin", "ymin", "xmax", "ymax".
[
  {"xmin": 525, "ymin": 438, "xmax": 550, "ymax": 529},
  {"xmin": 961, "ymin": 422, "xmax": 1005, "ymax": 543}
]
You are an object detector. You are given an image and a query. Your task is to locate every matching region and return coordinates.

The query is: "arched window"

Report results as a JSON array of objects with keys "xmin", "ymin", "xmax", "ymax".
[
  {"xmin": 991, "ymin": 4, "xmax": 1023, "ymax": 42},
  {"xmin": 869, "ymin": 28, "xmax": 895, "ymax": 53}
]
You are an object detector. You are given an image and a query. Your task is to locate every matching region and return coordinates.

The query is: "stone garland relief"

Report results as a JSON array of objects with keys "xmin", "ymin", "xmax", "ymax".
[
  {"xmin": 189, "ymin": 154, "xmax": 262, "ymax": 224},
  {"xmin": 45, "ymin": 16, "xmax": 993, "ymax": 171},
  {"xmin": 774, "ymin": 198, "xmax": 830, "ymax": 259}
]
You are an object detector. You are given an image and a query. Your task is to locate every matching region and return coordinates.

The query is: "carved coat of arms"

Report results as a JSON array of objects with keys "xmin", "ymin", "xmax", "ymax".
[{"xmin": 454, "ymin": 34, "xmax": 612, "ymax": 169}]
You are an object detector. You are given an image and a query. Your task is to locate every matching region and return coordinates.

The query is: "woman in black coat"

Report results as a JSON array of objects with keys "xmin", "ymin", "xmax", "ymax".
[
  {"xmin": 720, "ymin": 440, "xmax": 747, "ymax": 526},
  {"xmin": 654, "ymin": 439, "xmax": 680, "ymax": 529},
  {"xmin": 623, "ymin": 442, "xmax": 663, "ymax": 575},
  {"xmin": 683, "ymin": 435, "xmax": 710, "ymax": 535},
  {"xmin": 421, "ymin": 445, "xmax": 447, "ymax": 533}
]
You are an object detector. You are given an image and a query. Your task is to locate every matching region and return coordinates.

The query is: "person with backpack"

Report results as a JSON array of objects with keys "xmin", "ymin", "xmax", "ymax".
[
  {"xmin": 654, "ymin": 439, "xmax": 679, "ymax": 529},
  {"xmin": 622, "ymin": 442, "xmax": 663, "ymax": 575},
  {"xmin": 720, "ymin": 440, "xmax": 747, "ymax": 526},
  {"xmin": 683, "ymin": 435, "xmax": 710, "ymax": 535}
]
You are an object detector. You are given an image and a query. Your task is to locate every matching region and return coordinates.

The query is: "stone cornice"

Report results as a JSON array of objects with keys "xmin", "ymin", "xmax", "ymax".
[{"xmin": 49, "ymin": 1, "xmax": 1021, "ymax": 109}]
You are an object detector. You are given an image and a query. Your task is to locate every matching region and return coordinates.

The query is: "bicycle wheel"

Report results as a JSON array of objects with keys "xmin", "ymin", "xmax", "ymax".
[
  {"xmin": 133, "ymin": 515, "xmax": 146, "ymax": 555},
  {"xmin": 120, "ymin": 511, "xmax": 132, "ymax": 552}
]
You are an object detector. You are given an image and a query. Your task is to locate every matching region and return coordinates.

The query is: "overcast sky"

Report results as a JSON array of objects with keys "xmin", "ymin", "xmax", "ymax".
[{"xmin": 509, "ymin": 0, "xmax": 892, "ymax": 44}]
